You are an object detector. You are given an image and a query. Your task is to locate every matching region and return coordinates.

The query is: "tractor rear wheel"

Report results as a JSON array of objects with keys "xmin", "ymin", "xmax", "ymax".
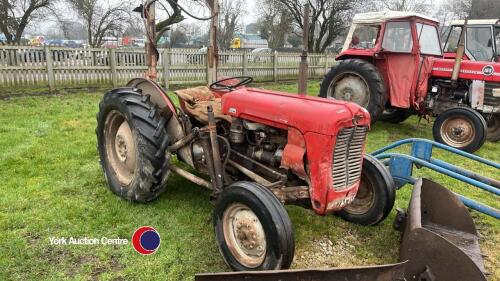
[
  {"xmin": 213, "ymin": 181, "xmax": 294, "ymax": 271},
  {"xmin": 433, "ymin": 107, "xmax": 487, "ymax": 153},
  {"xmin": 338, "ymin": 154, "xmax": 395, "ymax": 225},
  {"xmin": 380, "ymin": 106, "xmax": 411, "ymax": 124},
  {"xmin": 485, "ymin": 114, "xmax": 500, "ymax": 142},
  {"xmin": 96, "ymin": 88, "xmax": 171, "ymax": 202},
  {"xmin": 320, "ymin": 59, "xmax": 387, "ymax": 124}
]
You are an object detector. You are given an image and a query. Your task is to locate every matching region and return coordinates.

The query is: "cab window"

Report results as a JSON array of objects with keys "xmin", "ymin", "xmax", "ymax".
[
  {"xmin": 466, "ymin": 27, "xmax": 494, "ymax": 61},
  {"xmin": 416, "ymin": 23, "xmax": 442, "ymax": 56},
  {"xmin": 350, "ymin": 25, "xmax": 380, "ymax": 49},
  {"xmin": 444, "ymin": 26, "xmax": 462, "ymax": 53},
  {"xmin": 382, "ymin": 22, "xmax": 413, "ymax": 53}
]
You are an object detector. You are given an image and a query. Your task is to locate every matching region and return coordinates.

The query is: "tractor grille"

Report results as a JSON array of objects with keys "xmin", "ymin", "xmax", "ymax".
[{"xmin": 332, "ymin": 126, "xmax": 368, "ymax": 190}]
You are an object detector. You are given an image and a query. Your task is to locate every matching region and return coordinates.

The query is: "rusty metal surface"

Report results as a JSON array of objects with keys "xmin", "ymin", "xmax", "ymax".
[
  {"xmin": 195, "ymin": 262, "xmax": 406, "ymax": 281},
  {"xmin": 400, "ymin": 178, "xmax": 487, "ymax": 281},
  {"xmin": 170, "ymin": 165, "xmax": 212, "ymax": 189}
]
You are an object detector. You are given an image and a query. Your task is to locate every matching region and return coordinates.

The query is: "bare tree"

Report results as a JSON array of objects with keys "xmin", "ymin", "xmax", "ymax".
[
  {"xmin": 379, "ymin": 0, "xmax": 432, "ymax": 14},
  {"xmin": 469, "ymin": 0, "xmax": 500, "ymax": 19},
  {"xmin": 217, "ymin": 0, "xmax": 243, "ymax": 50},
  {"xmin": 257, "ymin": 0, "xmax": 293, "ymax": 49},
  {"xmin": 0, "ymin": 0, "xmax": 51, "ymax": 43},
  {"xmin": 67, "ymin": 0, "xmax": 129, "ymax": 47},
  {"xmin": 276, "ymin": 0, "xmax": 359, "ymax": 53}
]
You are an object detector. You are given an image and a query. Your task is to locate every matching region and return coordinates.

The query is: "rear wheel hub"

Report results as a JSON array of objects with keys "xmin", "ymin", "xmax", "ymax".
[
  {"xmin": 328, "ymin": 73, "xmax": 370, "ymax": 107},
  {"xmin": 104, "ymin": 111, "xmax": 137, "ymax": 186}
]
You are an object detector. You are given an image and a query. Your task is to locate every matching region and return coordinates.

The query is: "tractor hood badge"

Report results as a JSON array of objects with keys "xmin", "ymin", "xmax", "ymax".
[{"xmin": 482, "ymin": 65, "xmax": 494, "ymax": 76}]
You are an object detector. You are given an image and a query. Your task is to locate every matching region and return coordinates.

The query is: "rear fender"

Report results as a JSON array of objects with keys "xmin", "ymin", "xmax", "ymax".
[
  {"xmin": 126, "ymin": 78, "xmax": 193, "ymax": 166},
  {"xmin": 126, "ymin": 78, "xmax": 178, "ymax": 116}
]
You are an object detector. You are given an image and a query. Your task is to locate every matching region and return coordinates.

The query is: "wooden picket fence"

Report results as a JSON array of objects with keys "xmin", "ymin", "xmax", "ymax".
[{"xmin": 0, "ymin": 46, "xmax": 337, "ymax": 91}]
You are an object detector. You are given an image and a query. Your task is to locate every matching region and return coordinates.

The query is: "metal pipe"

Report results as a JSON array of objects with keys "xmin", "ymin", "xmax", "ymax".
[
  {"xmin": 227, "ymin": 159, "xmax": 272, "ymax": 186},
  {"xmin": 389, "ymin": 174, "xmax": 499, "ymax": 219},
  {"xmin": 230, "ymin": 149, "xmax": 286, "ymax": 180},
  {"xmin": 451, "ymin": 18, "xmax": 468, "ymax": 82},
  {"xmin": 207, "ymin": 106, "xmax": 224, "ymax": 190},
  {"xmin": 168, "ymin": 128, "xmax": 198, "ymax": 152},
  {"xmin": 201, "ymin": 137, "xmax": 218, "ymax": 190},
  {"xmin": 377, "ymin": 153, "xmax": 500, "ymax": 196},
  {"xmin": 457, "ymin": 194, "xmax": 500, "ymax": 219},
  {"xmin": 430, "ymin": 158, "xmax": 500, "ymax": 189},
  {"xmin": 371, "ymin": 138, "xmax": 500, "ymax": 169},
  {"xmin": 170, "ymin": 165, "xmax": 212, "ymax": 189},
  {"xmin": 298, "ymin": 4, "xmax": 310, "ymax": 95}
]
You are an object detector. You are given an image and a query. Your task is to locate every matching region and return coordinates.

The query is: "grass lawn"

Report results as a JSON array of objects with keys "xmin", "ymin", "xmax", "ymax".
[{"xmin": 0, "ymin": 81, "xmax": 498, "ymax": 280}]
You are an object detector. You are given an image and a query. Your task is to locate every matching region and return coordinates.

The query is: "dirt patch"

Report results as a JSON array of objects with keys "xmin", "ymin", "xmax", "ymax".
[{"xmin": 293, "ymin": 232, "xmax": 363, "ymax": 269}]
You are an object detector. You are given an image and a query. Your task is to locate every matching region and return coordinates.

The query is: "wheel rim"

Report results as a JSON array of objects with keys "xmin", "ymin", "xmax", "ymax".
[
  {"xmin": 383, "ymin": 108, "xmax": 397, "ymax": 115},
  {"xmin": 440, "ymin": 116, "xmax": 475, "ymax": 147},
  {"xmin": 104, "ymin": 110, "xmax": 137, "ymax": 186},
  {"xmin": 327, "ymin": 73, "xmax": 370, "ymax": 107},
  {"xmin": 222, "ymin": 203, "xmax": 267, "ymax": 268},
  {"xmin": 343, "ymin": 173, "xmax": 375, "ymax": 215}
]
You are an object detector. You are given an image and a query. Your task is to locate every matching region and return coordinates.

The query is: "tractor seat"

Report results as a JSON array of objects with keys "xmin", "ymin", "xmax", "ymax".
[{"xmin": 174, "ymin": 86, "xmax": 232, "ymax": 124}]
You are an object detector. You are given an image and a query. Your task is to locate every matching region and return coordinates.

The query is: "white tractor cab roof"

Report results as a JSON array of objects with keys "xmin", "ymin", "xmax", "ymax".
[
  {"xmin": 450, "ymin": 19, "xmax": 499, "ymax": 26},
  {"xmin": 352, "ymin": 11, "xmax": 438, "ymax": 24},
  {"xmin": 343, "ymin": 11, "xmax": 439, "ymax": 51}
]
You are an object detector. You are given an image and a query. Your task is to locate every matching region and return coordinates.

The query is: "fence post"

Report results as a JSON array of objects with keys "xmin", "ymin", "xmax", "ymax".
[
  {"xmin": 273, "ymin": 51, "xmax": 278, "ymax": 82},
  {"xmin": 242, "ymin": 52, "xmax": 248, "ymax": 76},
  {"xmin": 325, "ymin": 53, "xmax": 329, "ymax": 74},
  {"xmin": 110, "ymin": 49, "xmax": 117, "ymax": 87},
  {"xmin": 162, "ymin": 49, "xmax": 170, "ymax": 89},
  {"xmin": 45, "ymin": 46, "xmax": 55, "ymax": 92}
]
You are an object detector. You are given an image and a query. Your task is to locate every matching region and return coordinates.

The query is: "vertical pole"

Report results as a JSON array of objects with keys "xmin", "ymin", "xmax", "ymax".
[
  {"xmin": 162, "ymin": 48, "xmax": 170, "ymax": 89},
  {"xmin": 324, "ymin": 52, "xmax": 329, "ymax": 74},
  {"xmin": 273, "ymin": 51, "xmax": 278, "ymax": 82},
  {"xmin": 45, "ymin": 46, "xmax": 55, "ymax": 92},
  {"xmin": 110, "ymin": 48, "xmax": 117, "ymax": 87},
  {"xmin": 207, "ymin": 0, "xmax": 219, "ymax": 85},
  {"xmin": 298, "ymin": 4, "xmax": 310, "ymax": 95},
  {"xmin": 145, "ymin": 1, "xmax": 157, "ymax": 80},
  {"xmin": 242, "ymin": 52, "xmax": 248, "ymax": 76},
  {"xmin": 451, "ymin": 18, "xmax": 468, "ymax": 84}
]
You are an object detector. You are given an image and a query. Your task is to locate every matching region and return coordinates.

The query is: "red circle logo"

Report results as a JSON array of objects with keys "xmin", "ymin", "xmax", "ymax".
[{"xmin": 131, "ymin": 226, "xmax": 161, "ymax": 255}]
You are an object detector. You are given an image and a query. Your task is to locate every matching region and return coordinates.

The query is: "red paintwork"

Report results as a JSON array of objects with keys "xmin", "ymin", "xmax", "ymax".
[
  {"xmin": 431, "ymin": 59, "xmax": 500, "ymax": 82},
  {"xmin": 282, "ymin": 128, "xmax": 307, "ymax": 180},
  {"xmin": 336, "ymin": 16, "xmax": 500, "ymax": 110},
  {"xmin": 221, "ymin": 87, "xmax": 370, "ymax": 215}
]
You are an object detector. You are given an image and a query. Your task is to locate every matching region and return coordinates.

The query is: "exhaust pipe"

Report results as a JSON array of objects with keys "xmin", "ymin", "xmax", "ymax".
[{"xmin": 451, "ymin": 19, "xmax": 468, "ymax": 83}]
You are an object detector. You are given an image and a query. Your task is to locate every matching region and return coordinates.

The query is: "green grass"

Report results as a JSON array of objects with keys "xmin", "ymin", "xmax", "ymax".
[{"xmin": 0, "ymin": 81, "xmax": 498, "ymax": 280}]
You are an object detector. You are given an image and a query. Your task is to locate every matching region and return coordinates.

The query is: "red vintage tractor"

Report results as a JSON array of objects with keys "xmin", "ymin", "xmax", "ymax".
[
  {"xmin": 320, "ymin": 11, "xmax": 500, "ymax": 152},
  {"xmin": 96, "ymin": 77, "xmax": 395, "ymax": 271}
]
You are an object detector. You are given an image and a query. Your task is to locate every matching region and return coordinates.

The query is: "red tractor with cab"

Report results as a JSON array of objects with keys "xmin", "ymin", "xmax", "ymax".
[{"xmin": 320, "ymin": 11, "xmax": 500, "ymax": 152}]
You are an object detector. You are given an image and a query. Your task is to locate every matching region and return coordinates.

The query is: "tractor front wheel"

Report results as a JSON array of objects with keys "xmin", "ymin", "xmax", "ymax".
[
  {"xmin": 485, "ymin": 114, "xmax": 500, "ymax": 142},
  {"xmin": 213, "ymin": 181, "xmax": 294, "ymax": 271},
  {"xmin": 320, "ymin": 59, "xmax": 387, "ymax": 124},
  {"xmin": 338, "ymin": 154, "xmax": 395, "ymax": 225},
  {"xmin": 433, "ymin": 107, "xmax": 487, "ymax": 153},
  {"xmin": 96, "ymin": 88, "xmax": 171, "ymax": 202}
]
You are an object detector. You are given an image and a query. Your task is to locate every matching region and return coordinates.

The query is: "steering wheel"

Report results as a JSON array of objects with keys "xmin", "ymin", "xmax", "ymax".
[{"xmin": 209, "ymin": 76, "xmax": 253, "ymax": 91}]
